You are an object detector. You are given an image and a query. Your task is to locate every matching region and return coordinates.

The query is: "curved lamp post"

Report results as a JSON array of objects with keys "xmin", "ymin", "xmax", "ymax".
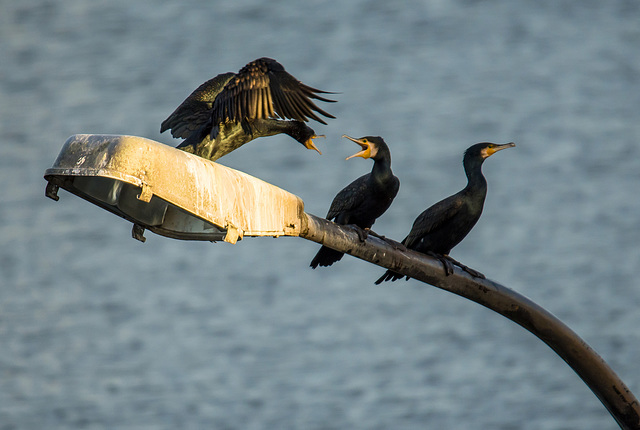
[{"xmin": 45, "ymin": 134, "xmax": 639, "ymax": 429}]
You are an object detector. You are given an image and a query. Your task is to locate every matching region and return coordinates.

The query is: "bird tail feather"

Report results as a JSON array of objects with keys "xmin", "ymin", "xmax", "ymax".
[
  {"xmin": 374, "ymin": 269, "xmax": 407, "ymax": 285},
  {"xmin": 310, "ymin": 246, "xmax": 344, "ymax": 269}
]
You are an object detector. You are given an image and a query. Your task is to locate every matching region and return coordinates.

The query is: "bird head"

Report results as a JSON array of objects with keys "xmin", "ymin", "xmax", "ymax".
[
  {"xmin": 290, "ymin": 123, "xmax": 323, "ymax": 154},
  {"xmin": 465, "ymin": 142, "xmax": 516, "ymax": 162},
  {"xmin": 343, "ymin": 135, "xmax": 387, "ymax": 160}
]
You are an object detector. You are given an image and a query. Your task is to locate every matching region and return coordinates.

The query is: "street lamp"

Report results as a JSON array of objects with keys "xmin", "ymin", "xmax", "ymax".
[{"xmin": 45, "ymin": 134, "xmax": 306, "ymax": 244}]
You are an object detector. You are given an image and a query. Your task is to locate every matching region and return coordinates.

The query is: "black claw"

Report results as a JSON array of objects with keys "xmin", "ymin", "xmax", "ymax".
[
  {"xmin": 349, "ymin": 225, "xmax": 369, "ymax": 242},
  {"xmin": 427, "ymin": 252, "xmax": 453, "ymax": 276},
  {"xmin": 444, "ymin": 255, "xmax": 485, "ymax": 279},
  {"xmin": 365, "ymin": 229, "xmax": 406, "ymax": 251},
  {"xmin": 462, "ymin": 266, "xmax": 486, "ymax": 279},
  {"xmin": 442, "ymin": 258, "xmax": 455, "ymax": 276},
  {"xmin": 365, "ymin": 229, "xmax": 384, "ymax": 240},
  {"xmin": 393, "ymin": 241, "xmax": 408, "ymax": 252},
  {"xmin": 376, "ymin": 232, "xmax": 406, "ymax": 251}
]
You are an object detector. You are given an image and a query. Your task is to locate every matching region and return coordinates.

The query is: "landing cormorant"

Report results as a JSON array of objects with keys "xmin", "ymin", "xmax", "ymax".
[
  {"xmin": 161, "ymin": 57, "xmax": 336, "ymax": 161},
  {"xmin": 375, "ymin": 142, "xmax": 515, "ymax": 283},
  {"xmin": 310, "ymin": 135, "xmax": 400, "ymax": 268}
]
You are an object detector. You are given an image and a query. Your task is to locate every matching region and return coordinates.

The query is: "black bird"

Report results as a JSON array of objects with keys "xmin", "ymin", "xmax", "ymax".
[
  {"xmin": 310, "ymin": 135, "xmax": 400, "ymax": 268},
  {"xmin": 375, "ymin": 142, "xmax": 515, "ymax": 283},
  {"xmin": 161, "ymin": 57, "xmax": 336, "ymax": 161}
]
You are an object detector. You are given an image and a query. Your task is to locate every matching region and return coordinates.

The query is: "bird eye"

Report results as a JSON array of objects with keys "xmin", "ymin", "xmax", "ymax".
[{"xmin": 362, "ymin": 139, "xmax": 368, "ymax": 143}]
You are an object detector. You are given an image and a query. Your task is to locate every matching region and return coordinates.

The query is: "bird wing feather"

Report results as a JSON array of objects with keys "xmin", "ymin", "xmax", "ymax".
[
  {"xmin": 325, "ymin": 175, "xmax": 370, "ymax": 221},
  {"xmin": 160, "ymin": 73, "xmax": 235, "ymax": 139},
  {"xmin": 403, "ymin": 195, "xmax": 464, "ymax": 248},
  {"xmin": 210, "ymin": 58, "xmax": 336, "ymax": 128}
]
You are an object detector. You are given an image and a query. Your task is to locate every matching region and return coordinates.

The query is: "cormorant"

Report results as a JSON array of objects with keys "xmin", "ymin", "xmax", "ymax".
[
  {"xmin": 375, "ymin": 142, "xmax": 515, "ymax": 283},
  {"xmin": 161, "ymin": 57, "xmax": 336, "ymax": 161},
  {"xmin": 310, "ymin": 135, "xmax": 400, "ymax": 268}
]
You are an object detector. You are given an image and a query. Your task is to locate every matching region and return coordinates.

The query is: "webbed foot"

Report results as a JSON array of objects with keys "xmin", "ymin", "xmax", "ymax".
[
  {"xmin": 444, "ymin": 255, "xmax": 486, "ymax": 279},
  {"xmin": 363, "ymin": 229, "xmax": 407, "ymax": 251},
  {"xmin": 348, "ymin": 225, "xmax": 369, "ymax": 242},
  {"xmin": 428, "ymin": 251, "xmax": 454, "ymax": 276}
]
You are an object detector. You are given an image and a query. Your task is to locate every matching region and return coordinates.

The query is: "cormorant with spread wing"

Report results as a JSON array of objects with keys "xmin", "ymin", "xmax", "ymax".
[
  {"xmin": 310, "ymin": 135, "xmax": 400, "ymax": 268},
  {"xmin": 375, "ymin": 142, "xmax": 515, "ymax": 283},
  {"xmin": 161, "ymin": 57, "xmax": 336, "ymax": 161}
]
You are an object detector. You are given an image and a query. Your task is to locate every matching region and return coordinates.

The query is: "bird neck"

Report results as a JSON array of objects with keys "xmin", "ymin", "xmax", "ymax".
[
  {"xmin": 463, "ymin": 157, "xmax": 488, "ymax": 197},
  {"xmin": 371, "ymin": 149, "xmax": 394, "ymax": 186},
  {"xmin": 279, "ymin": 121, "xmax": 309, "ymax": 141},
  {"xmin": 251, "ymin": 119, "xmax": 300, "ymax": 138}
]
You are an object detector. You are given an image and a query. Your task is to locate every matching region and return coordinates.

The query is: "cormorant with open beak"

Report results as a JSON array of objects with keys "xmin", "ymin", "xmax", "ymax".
[
  {"xmin": 310, "ymin": 135, "xmax": 400, "ymax": 268},
  {"xmin": 161, "ymin": 57, "xmax": 336, "ymax": 161}
]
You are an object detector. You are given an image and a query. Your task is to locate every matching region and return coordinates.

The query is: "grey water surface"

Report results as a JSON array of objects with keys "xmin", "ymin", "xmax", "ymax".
[{"xmin": 1, "ymin": 0, "xmax": 640, "ymax": 429}]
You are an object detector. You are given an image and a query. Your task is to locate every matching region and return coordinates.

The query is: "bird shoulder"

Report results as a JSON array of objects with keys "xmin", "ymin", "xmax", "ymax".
[
  {"xmin": 404, "ymin": 196, "xmax": 464, "ymax": 247},
  {"xmin": 325, "ymin": 174, "xmax": 370, "ymax": 220}
]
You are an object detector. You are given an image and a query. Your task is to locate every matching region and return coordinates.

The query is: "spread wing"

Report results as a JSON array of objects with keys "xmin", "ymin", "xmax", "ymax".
[
  {"xmin": 403, "ymin": 195, "xmax": 464, "ymax": 248},
  {"xmin": 326, "ymin": 175, "xmax": 370, "ymax": 221},
  {"xmin": 160, "ymin": 72, "xmax": 235, "ymax": 139},
  {"xmin": 210, "ymin": 57, "xmax": 336, "ymax": 127}
]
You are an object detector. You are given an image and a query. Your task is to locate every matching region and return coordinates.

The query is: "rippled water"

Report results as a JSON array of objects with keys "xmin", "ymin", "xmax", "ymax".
[{"xmin": 1, "ymin": 0, "xmax": 640, "ymax": 428}]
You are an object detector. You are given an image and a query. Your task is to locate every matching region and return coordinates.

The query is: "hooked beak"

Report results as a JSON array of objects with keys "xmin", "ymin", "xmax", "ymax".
[
  {"xmin": 343, "ymin": 135, "xmax": 371, "ymax": 160},
  {"xmin": 485, "ymin": 142, "xmax": 516, "ymax": 158},
  {"xmin": 304, "ymin": 135, "xmax": 325, "ymax": 155}
]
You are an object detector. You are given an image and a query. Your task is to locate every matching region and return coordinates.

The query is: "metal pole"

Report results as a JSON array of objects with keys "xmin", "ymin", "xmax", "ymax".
[{"xmin": 300, "ymin": 213, "xmax": 640, "ymax": 430}]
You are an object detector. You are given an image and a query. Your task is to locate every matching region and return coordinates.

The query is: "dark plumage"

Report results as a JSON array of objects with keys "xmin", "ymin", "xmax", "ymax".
[
  {"xmin": 375, "ymin": 142, "xmax": 515, "ymax": 283},
  {"xmin": 310, "ymin": 135, "xmax": 400, "ymax": 268},
  {"xmin": 161, "ymin": 57, "xmax": 336, "ymax": 161}
]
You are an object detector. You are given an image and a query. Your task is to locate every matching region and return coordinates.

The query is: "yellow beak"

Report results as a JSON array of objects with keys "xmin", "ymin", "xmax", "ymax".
[
  {"xmin": 304, "ymin": 135, "xmax": 325, "ymax": 155},
  {"xmin": 343, "ymin": 135, "xmax": 371, "ymax": 160}
]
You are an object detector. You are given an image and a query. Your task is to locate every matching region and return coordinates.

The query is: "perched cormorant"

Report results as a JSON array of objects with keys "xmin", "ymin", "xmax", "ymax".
[
  {"xmin": 161, "ymin": 57, "xmax": 336, "ymax": 161},
  {"xmin": 310, "ymin": 135, "xmax": 400, "ymax": 268},
  {"xmin": 375, "ymin": 142, "xmax": 515, "ymax": 283}
]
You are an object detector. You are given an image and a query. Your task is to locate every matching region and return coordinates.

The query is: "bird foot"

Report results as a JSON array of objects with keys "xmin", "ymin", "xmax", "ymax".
[
  {"xmin": 348, "ymin": 225, "xmax": 369, "ymax": 242},
  {"xmin": 427, "ymin": 252, "xmax": 455, "ymax": 276},
  {"xmin": 389, "ymin": 239, "xmax": 407, "ymax": 252},
  {"xmin": 444, "ymin": 255, "xmax": 486, "ymax": 279},
  {"xmin": 366, "ymin": 230, "xmax": 407, "ymax": 251},
  {"xmin": 462, "ymin": 266, "xmax": 486, "ymax": 279}
]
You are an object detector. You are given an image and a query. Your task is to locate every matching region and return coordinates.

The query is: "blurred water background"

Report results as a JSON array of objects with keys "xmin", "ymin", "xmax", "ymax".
[{"xmin": 2, "ymin": 0, "xmax": 640, "ymax": 428}]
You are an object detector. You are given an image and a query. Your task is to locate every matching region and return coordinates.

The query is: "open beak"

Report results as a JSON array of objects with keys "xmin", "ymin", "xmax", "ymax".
[
  {"xmin": 304, "ymin": 135, "xmax": 325, "ymax": 155},
  {"xmin": 486, "ymin": 142, "xmax": 516, "ymax": 157},
  {"xmin": 343, "ymin": 135, "xmax": 371, "ymax": 160}
]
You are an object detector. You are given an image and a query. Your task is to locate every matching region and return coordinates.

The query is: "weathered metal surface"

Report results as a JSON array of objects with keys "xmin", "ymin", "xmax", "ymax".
[
  {"xmin": 44, "ymin": 134, "xmax": 305, "ymax": 243},
  {"xmin": 300, "ymin": 213, "xmax": 640, "ymax": 430}
]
